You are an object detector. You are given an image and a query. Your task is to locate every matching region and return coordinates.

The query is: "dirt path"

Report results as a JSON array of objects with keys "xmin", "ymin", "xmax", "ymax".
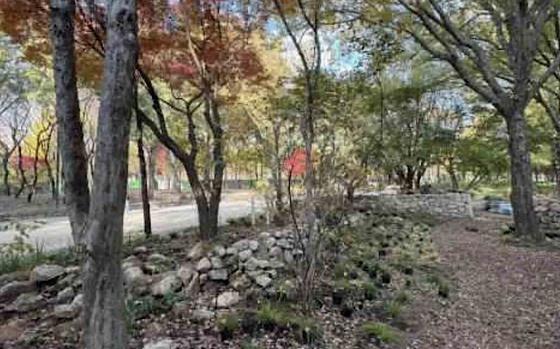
[{"xmin": 409, "ymin": 215, "xmax": 560, "ymax": 349}]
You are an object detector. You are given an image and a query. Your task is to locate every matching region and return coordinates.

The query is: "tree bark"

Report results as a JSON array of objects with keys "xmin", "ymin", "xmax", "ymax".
[
  {"xmin": 2, "ymin": 158, "xmax": 10, "ymax": 196},
  {"xmin": 50, "ymin": 0, "xmax": 90, "ymax": 245},
  {"xmin": 553, "ymin": 135, "xmax": 560, "ymax": 197},
  {"xmin": 82, "ymin": 0, "xmax": 138, "ymax": 348},
  {"xmin": 14, "ymin": 143, "xmax": 27, "ymax": 198},
  {"xmin": 136, "ymin": 114, "xmax": 152, "ymax": 237},
  {"xmin": 506, "ymin": 112, "xmax": 541, "ymax": 240}
]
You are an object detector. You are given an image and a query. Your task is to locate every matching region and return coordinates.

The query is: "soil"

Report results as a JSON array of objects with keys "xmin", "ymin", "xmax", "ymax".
[{"xmin": 408, "ymin": 213, "xmax": 560, "ymax": 349}]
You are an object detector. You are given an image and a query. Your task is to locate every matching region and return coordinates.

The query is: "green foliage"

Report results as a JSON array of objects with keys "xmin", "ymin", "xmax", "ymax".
[
  {"xmin": 361, "ymin": 322, "xmax": 401, "ymax": 344},
  {"xmin": 217, "ymin": 313, "xmax": 241, "ymax": 338},
  {"xmin": 384, "ymin": 300, "xmax": 402, "ymax": 319}
]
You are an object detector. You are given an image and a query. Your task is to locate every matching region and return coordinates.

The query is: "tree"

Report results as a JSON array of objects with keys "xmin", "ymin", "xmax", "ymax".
[
  {"xmin": 271, "ymin": 0, "xmax": 323, "ymax": 308},
  {"xmin": 395, "ymin": 0, "xmax": 560, "ymax": 241},
  {"xmin": 50, "ymin": 0, "xmax": 90, "ymax": 245},
  {"xmin": 82, "ymin": 0, "xmax": 138, "ymax": 347}
]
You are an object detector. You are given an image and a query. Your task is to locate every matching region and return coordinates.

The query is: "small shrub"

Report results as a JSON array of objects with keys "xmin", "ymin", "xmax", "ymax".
[
  {"xmin": 395, "ymin": 291, "xmax": 410, "ymax": 304},
  {"xmin": 291, "ymin": 316, "xmax": 323, "ymax": 344},
  {"xmin": 217, "ymin": 313, "xmax": 240, "ymax": 340},
  {"xmin": 361, "ymin": 322, "xmax": 401, "ymax": 344},
  {"xmin": 363, "ymin": 282, "xmax": 378, "ymax": 301},
  {"xmin": 438, "ymin": 282, "xmax": 450, "ymax": 298},
  {"xmin": 256, "ymin": 303, "xmax": 289, "ymax": 330},
  {"xmin": 384, "ymin": 301, "xmax": 402, "ymax": 319}
]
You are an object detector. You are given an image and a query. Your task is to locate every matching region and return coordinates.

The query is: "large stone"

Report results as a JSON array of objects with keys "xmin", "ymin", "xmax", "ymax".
[
  {"xmin": 208, "ymin": 269, "xmax": 228, "ymax": 281},
  {"xmin": 122, "ymin": 255, "xmax": 142, "ymax": 269},
  {"xmin": 276, "ymin": 238, "xmax": 292, "ymax": 249},
  {"xmin": 13, "ymin": 292, "xmax": 44, "ymax": 312},
  {"xmin": 231, "ymin": 274, "xmax": 251, "ymax": 291},
  {"xmin": 123, "ymin": 266, "xmax": 148, "ymax": 287},
  {"xmin": 56, "ymin": 287, "xmax": 75, "ymax": 304},
  {"xmin": 215, "ymin": 291, "xmax": 240, "ymax": 308},
  {"xmin": 248, "ymin": 240, "xmax": 259, "ymax": 251},
  {"xmin": 30, "ymin": 264, "xmax": 65, "ymax": 283},
  {"xmin": 191, "ymin": 308, "xmax": 215, "ymax": 322},
  {"xmin": 284, "ymin": 250, "xmax": 294, "ymax": 264},
  {"xmin": 148, "ymin": 253, "xmax": 169, "ymax": 264},
  {"xmin": 264, "ymin": 237, "xmax": 277, "ymax": 249},
  {"xmin": 238, "ymin": 250, "xmax": 252, "ymax": 262},
  {"xmin": 184, "ymin": 273, "xmax": 200, "ymax": 297},
  {"xmin": 225, "ymin": 247, "xmax": 237, "ymax": 255},
  {"xmin": 213, "ymin": 245, "xmax": 226, "ymax": 257},
  {"xmin": 188, "ymin": 242, "xmax": 205, "ymax": 260},
  {"xmin": 255, "ymin": 274, "xmax": 272, "ymax": 288},
  {"xmin": 210, "ymin": 257, "xmax": 224, "ymax": 269},
  {"xmin": 133, "ymin": 246, "xmax": 148, "ymax": 254},
  {"xmin": 143, "ymin": 338, "xmax": 177, "ymax": 349},
  {"xmin": 151, "ymin": 274, "xmax": 182, "ymax": 296},
  {"xmin": 244, "ymin": 257, "xmax": 259, "ymax": 271},
  {"xmin": 269, "ymin": 246, "xmax": 282, "ymax": 258},
  {"xmin": 196, "ymin": 258, "xmax": 212, "ymax": 272},
  {"xmin": 232, "ymin": 239, "xmax": 250, "ymax": 251},
  {"xmin": 0, "ymin": 281, "xmax": 36, "ymax": 302},
  {"xmin": 177, "ymin": 264, "xmax": 196, "ymax": 285}
]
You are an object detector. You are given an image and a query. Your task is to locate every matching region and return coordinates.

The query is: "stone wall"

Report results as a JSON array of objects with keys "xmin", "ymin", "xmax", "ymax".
[
  {"xmin": 360, "ymin": 193, "xmax": 474, "ymax": 218},
  {"xmin": 535, "ymin": 198, "xmax": 560, "ymax": 238}
]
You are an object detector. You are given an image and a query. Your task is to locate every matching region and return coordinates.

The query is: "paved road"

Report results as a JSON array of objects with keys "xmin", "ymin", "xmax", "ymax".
[{"xmin": 0, "ymin": 198, "xmax": 264, "ymax": 251}]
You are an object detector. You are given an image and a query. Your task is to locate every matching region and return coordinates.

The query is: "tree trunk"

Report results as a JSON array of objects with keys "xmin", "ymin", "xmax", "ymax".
[
  {"xmin": 50, "ymin": 0, "xmax": 90, "ymax": 245},
  {"xmin": 2, "ymin": 158, "xmax": 10, "ymax": 196},
  {"xmin": 82, "ymin": 0, "xmax": 138, "ymax": 348},
  {"xmin": 553, "ymin": 135, "xmax": 560, "ymax": 197},
  {"xmin": 15, "ymin": 144, "xmax": 27, "ymax": 198},
  {"xmin": 506, "ymin": 112, "xmax": 541, "ymax": 241},
  {"xmin": 272, "ymin": 122, "xmax": 284, "ymax": 211},
  {"xmin": 136, "ymin": 114, "xmax": 152, "ymax": 237},
  {"xmin": 147, "ymin": 145, "xmax": 158, "ymax": 196}
]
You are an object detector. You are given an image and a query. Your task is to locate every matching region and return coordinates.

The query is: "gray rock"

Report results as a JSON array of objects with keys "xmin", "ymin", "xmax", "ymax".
[
  {"xmin": 188, "ymin": 242, "xmax": 205, "ymax": 260},
  {"xmin": 231, "ymin": 274, "xmax": 251, "ymax": 291},
  {"xmin": 184, "ymin": 273, "xmax": 200, "ymax": 296},
  {"xmin": 284, "ymin": 250, "xmax": 294, "ymax": 264},
  {"xmin": 248, "ymin": 240, "xmax": 259, "ymax": 251},
  {"xmin": 54, "ymin": 294, "xmax": 82, "ymax": 319},
  {"xmin": 143, "ymin": 338, "xmax": 177, "ymax": 349},
  {"xmin": 151, "ymin": 274, "xmax": 182, "ymax": 296},
  {"xmin": 13, "ymin": 292, "xmax": 44, "ymax": 312},
  {"xmin": 0, "ymin": 281, "xmax": 36, "ymax": 302},
  {"xmin": 238, "ymin": 249, "xmax": 252, "ymax": 262},
  {"xmin": 191, "ymin": 308, "xmax": 215, "ymax": 322},
  {"xmin": 276, "ymin": 239, "xmax": 291, "ymax": 249},
  {"xmin": 213, "ymin": 245, "xmax": 226, "ymax": 257},
  {"xmin": 133, "ymin": 246, "xmax": 148, "ymax": 254},
  {"xmin": 269, "ymin": 260, "xmax": 285, "ymax": 269},
  {"xmin": 244, "ymin": 257, "xmax": 259, "ymax": 271},
  {"xmin": 264, "ymin": 237, "xmax": 277, "ymax": 249},
  {"xmin": 232, "ymin": 239, "xmax": 250, "ymax": 251},
  {"xmin": 215, "ymin": 291, "xmax": 240, "ymax": 308},
  {"xmin": 274, "ymin": 231, "xmax": 286, "ymax": 238},
  {"xmin": 123, "ymin": 266, "xmax": 148, "ymax": 287},
  {"xmin": 56, "ymin": 287, "xmax": 75, "ymax": 304},
  {"xmin": 259, "ymin": 232, "xmax": 271, "ymax": 239},
  {"xmin": 255, "ymin": 275, "xmax": 272, "ymax": 288},
  {"xmin": 208, "ymin": 269, "xmax": 228, "ymax": 281},
  {"xmin": 269, "ymin": 246, "xmax": 282, "ymax": 258},
  {"xmin": 177, "ymin": 264, "xmax": 196, "ymax": 285},
  {"xmin": 225, "ymin": 247, "xmax": 237, "ymax": 255},
  {"xmin": 196, "ymin": 257, "xmax": 212, "ymax": 272},
  {"xmin": 65, "ymin": 266, "xmax": 80, "ymax": 274},
  {"xmin": 210, "ymin": 257, "xmax": 224, "ymax": 269},
  {"xmin": 147, "ymin": 253, "xmax": 169, "ymax": 264},
  {"xmin": 30, "ymin": 264, "xmax": 65, "ymax": 283}
]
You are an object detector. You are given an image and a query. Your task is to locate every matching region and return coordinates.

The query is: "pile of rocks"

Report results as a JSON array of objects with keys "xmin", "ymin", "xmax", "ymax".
[
  {"xmin": 121, "ymin": 229, "xmax": 301, "ymax": 310},
  {"xmin": 535, "ymin": 198, "xmax": 560, "ymax": 238},
  {"xmin": 0, "ymin": 264, "xmax": 83, "ymax": 319}
]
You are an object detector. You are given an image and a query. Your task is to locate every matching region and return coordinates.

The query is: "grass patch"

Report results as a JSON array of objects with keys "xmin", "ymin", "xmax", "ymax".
[
  {"xmin": 217, "ymin": 313, "xmax": 241, "ymax": 340},
  {"xmin": 0, "ymin": 241, "xmax": 80, "ymax": 275},
  {"xmin": 243, "ymin": 302, "xmax": 322, "ymax": 344},
  {"xmin": 384, "ymin": 300, "xmax": 403, "ymax": 319},
  {"xmin": 361, "ymin": 322, "xmax": 401, "ymax": 344}
]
